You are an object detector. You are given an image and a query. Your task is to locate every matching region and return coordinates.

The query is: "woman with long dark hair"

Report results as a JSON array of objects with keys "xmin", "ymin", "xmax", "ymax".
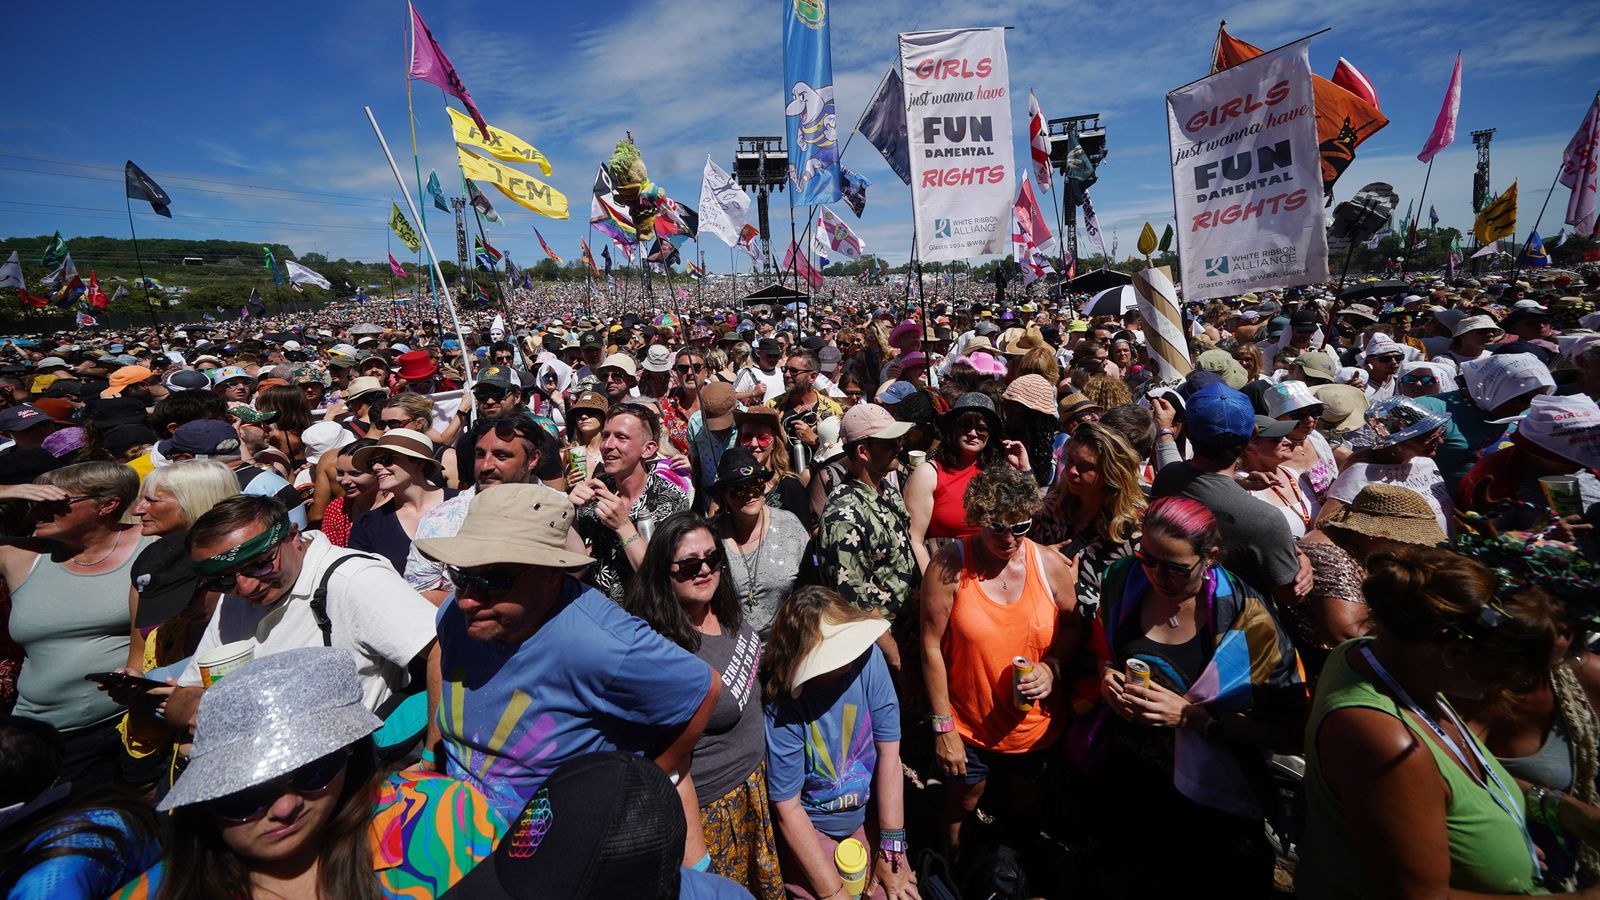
[
  {"xmin": 624, "ymin": 511, "xmax": 782, "ymax": 899},
  {"xmin": 904, "ymin": 393, "xmax": 1008, "ymax": 574},
  {"xmin": 320, "ymin": 439, "xmax": 385, "ymax": 548},
  {"xmin": 114, "ymin": 647, "xmax": 501, "ymax": 899}
]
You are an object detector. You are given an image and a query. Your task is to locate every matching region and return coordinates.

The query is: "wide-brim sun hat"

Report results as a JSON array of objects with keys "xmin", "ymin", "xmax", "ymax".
[
  {"xmin": 1321, "ymin": 483, "xmax": 1447, "ymax": 547},
  {"xmin": 709, "ymin": 446, "xmax": 771, "ymax": 494},
  {"xmin": 1310, "ymin": 384, "xmax": 1369, "ymax": 433},
  {"xmin": 416, "ymin": 483, "xmax": 594, "ymax": 570},
  {"xmin": 352, "ymin": 428, "xmax": 440, "ymax": 474},
  {"xmin": 1002, "ymin": 373, "xmax": 1058, "ymax": 417},
  {"xmin": 303, "ymin": 421, "xmax": 356, "ymax": 465},
  {"xmin": 159, "ymin": 647, "xmax": 382, "ymax": 811},
  {"xmin": 790, "ymin": 615, "xmax": 890, "ymax": 698},
  {"xmin": 940, "ymin": 392, "xmax": 1003, "ymax": 436}
]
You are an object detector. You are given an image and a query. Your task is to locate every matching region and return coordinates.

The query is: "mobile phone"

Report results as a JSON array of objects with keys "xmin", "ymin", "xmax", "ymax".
[{"xmin": 84, "ymin": 672, "xmax": 167, "ymax": 692}]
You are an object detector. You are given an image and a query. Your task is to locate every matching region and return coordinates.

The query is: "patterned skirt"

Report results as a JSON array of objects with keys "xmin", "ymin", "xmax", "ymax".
[{"xmin": 701, "ymin": 761, "xmax": 785, "ymax": 900}]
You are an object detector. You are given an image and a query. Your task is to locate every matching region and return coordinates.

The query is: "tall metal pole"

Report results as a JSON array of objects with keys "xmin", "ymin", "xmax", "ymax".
[
  {"xmin": 364, "ymin": 106, "xmax": 474, "ymax": 383},
  {"xmin": 1510, "ymin": 164, "xmax": 1567, "ymax": 284},
  {"xmin": 124, "ymin": 195, "xmax": 162, "ymax": 333}
]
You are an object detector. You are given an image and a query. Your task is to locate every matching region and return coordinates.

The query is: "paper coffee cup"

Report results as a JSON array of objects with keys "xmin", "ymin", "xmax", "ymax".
[
  {"xmin": 1539, "ymin": 475, "xmax": 1583, "ymax": 517},
  {"xmin": 197, "ymin": 640, "xmax": 255, "ymax": 686},
  {"xmin": 906, "ymin": 450, "xmax": 927, "ymax": 469}
]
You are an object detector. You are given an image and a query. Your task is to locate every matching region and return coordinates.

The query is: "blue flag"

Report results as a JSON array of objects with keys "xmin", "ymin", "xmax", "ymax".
[
  {"xmin": 427, "ymin": 170, "xmax": 450, "ymax": 213},
  {"xmin": 1519, "ymin": 230, "xmax": 1550, "ymax": 268},
  {"xmin": 840, "ymin": 167, "xmax": 872, "ymax": 218},
  {"xmin": 782, "ymin": 0, "xmax": 840, "ymax": 205},
  {"xmin": 1428, "ymin": 204, "xmax": 1439, "ymax": 228}
]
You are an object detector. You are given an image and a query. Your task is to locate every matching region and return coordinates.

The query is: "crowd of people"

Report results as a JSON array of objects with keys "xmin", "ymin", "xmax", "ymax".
[{"xmin": 0, "ymin": 264, "xmax": 1598, "ymax": 898}]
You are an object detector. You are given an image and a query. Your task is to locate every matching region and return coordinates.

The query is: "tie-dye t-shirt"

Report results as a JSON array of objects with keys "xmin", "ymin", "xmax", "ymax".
[
  {"xmin": 764, "ymin": 645, "xmax": 900, "ymax": 838},
  {"xmin": 435, "ymin": 578, "xmax": 712, "ymax": 820}
]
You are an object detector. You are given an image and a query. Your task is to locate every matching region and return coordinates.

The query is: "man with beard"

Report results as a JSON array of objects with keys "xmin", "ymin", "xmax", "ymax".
[{"xmin": 406, "ymin": 414, "xmax": 561, "ymax": 604}]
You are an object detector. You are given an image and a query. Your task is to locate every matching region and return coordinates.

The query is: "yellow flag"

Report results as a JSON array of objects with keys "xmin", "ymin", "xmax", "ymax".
[
  {"xmin": 1474, "ymin": 181, "xmax": 1517, "ymax": 244},
  {"xmin": 457, "ymin": 147, "xmax": 569, "ymax": 220},
  {"xmin": 389, "ymin": 203, "xmax": 420, "ymax": 253},
  {"xmin": 447, "ymin": 107, "xmax": 552, "ymax": 176},
  {"xmin": 1137, "ymin": 222, "xmax": 1158, "ymax": 256}
]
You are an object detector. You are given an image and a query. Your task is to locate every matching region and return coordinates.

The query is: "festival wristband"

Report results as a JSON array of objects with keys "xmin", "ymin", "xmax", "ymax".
[
  {"xmin": 690, "ymin": 854, "xmax": 711, "ymax": 872},
  {"xmin": 929, "ymin": 715, "xmax": 954, "ymax": 734}
]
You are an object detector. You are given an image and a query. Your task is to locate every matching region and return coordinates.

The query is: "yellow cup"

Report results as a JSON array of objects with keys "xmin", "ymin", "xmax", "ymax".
[{"xmin": 835, "ymin": 837, "xmax": 868, "ymax": 899}]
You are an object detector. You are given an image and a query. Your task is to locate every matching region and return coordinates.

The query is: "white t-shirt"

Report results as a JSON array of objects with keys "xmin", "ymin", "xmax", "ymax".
[
  {"xmin": 1327, "ymin": 457, "xmax": 1453, "ymax": 535},
  {"xmin": 734, "ymin": 364, "xmax": 786, "ymax": 403},
  {"xmin": 180, "ymin": 532, "xmax": 437, "ymax": 712}
]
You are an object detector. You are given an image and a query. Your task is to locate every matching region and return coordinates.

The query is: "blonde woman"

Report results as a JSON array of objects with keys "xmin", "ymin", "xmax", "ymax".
[
  {"xmin": 117, "ymin": 459, "xmax": 241, "ymax": 769},
  {"xmin": 1029, "ymin": 422, "xmax": 1145, "ymax": 611}
]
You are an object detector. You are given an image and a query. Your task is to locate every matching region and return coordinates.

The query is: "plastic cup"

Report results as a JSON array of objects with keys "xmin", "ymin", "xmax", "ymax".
[
  {"xmin": 197, "ymin": 640, "xmax": 255, "ymax": 686},
  {"xmin": 1540, "ymin": 475, "xmax": 1583, "ymax": 517},
  {"xmin": 835, "ymin": 837, "xmax": 868, "ymax": 899}
]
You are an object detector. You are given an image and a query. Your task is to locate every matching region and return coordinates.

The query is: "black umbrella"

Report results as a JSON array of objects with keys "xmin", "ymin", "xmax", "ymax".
[
  {"xmin": 1337, "ymin": 280, "xmax": 1410, "ymax": 302},
  {"xmin": 1066, "ymin": 268, "xmax": 1133, "ymax": 295}
]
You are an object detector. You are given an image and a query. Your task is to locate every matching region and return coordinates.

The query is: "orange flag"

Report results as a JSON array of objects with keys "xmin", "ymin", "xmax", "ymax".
[{"xmin": 1212, "ymin": 26, "xmax": 1388, "ymax": 194}]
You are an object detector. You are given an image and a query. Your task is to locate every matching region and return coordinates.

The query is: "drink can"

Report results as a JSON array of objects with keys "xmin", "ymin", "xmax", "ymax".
[
  {"xmin": 1126, "ymin": 659, "xmax": 1151, "ymax": 690},
  {"xmin": 1012, "ymin": 657, "xmax": 1034, "ymax": 711},
  {"xmin": 567, "ymin": 446, "xmax": 586, "ymax": 473}
]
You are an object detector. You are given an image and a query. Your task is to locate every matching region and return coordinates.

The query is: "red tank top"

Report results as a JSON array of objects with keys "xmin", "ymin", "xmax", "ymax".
[{"xmin": 927, "ymin": 459, "xmax": 981, "ymax": 538}]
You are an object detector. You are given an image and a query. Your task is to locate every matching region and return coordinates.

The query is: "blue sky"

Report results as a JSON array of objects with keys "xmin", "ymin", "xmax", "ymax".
[{"xmin": 4, "ymin": 0, "xmax": 1598, "ymax": 274}]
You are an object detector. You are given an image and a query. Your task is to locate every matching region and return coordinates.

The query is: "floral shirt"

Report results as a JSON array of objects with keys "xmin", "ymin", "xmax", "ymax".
[
  {"xmin": 659, "ymin": 391, "xmax": 694, "ymax": 455},
  {"xmin": 818, "ymin": 478, "xmax": 918, "ymax": 624},
  {"xmin": 575, "ymin": 469, "xmax": 692, "ymax": 602}
]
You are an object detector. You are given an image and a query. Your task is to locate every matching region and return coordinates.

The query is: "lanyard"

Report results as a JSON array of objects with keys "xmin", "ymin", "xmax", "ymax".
[{"xmin": 1359, "ymin": 645, "xmax": 1540, "ymax": 878}]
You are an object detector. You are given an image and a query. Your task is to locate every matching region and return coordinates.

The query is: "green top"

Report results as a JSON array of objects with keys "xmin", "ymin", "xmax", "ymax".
[{"xmin": 1299, "ymin": 640, "xmax": 1542, "ymax": 898}]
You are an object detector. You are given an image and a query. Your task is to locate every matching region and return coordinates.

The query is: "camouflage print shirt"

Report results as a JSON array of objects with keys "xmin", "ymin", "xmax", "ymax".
[{"xmin": 818, "ymin": 477, "xmax": 918, "ymax": 624}]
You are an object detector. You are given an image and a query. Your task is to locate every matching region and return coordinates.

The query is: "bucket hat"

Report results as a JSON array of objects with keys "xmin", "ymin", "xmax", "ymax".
[{"xmin": 416, "ymin": 483, "xmax": 594, "ymax": 570}]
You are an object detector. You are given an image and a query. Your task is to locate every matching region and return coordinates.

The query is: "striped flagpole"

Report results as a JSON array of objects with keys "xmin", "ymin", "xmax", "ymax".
[{"xmin": 1133, "ymin": 265, "xmax": 1192, "ymax": 383}]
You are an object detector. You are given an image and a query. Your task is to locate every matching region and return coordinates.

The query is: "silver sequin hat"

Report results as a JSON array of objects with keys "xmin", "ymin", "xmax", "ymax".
[{"xmin": 158, "ymin": 647, "xmax": 381, "ymax": 811}]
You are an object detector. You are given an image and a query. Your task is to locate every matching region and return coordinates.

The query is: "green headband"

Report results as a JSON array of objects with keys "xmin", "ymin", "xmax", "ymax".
[{"xmin": 192, "ymin": 519, "xmax": 289, "ymax": 577}]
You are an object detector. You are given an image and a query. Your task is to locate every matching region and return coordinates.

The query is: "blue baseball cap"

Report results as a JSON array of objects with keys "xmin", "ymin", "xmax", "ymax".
[{"xmin": 1185, "ymin": 383, "xmax": 1256, "ymax": 446}]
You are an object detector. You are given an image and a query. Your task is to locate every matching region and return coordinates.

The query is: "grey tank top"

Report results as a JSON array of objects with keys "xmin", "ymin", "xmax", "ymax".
[
  {"xmin": 10, "ymin": 536, "xmax": 152, "ymax": 731},
  {"xmin": 1498, "ymin": 719, "xmax": 1574, "ymax": 793}
]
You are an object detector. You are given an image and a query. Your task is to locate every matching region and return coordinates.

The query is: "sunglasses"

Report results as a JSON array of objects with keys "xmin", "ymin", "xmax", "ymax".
[
  {"xmin": 843, "ymin": 389, "xmax": 865, "ymax": 399},
  {"xmin": 603, "ymin": 371, "xmax": 631, "ymax": 382},
  {"xmin": 741, "ymin": 432, "xmax": 774, "ymax": 446},
  {"xmin": 474, "ymin": 386, "xmax": 507, "ymax": 401},
  {"xmin": 1401, "ymin": 374, "xmax": 1438, "ymax": 386},
  {"xmin": 201, "ymin": 533, "xmax": 290, "ymax": 592},
  {"xmin": 676, "ymin": 363, "xmax": 706, "ymax": 373},
  {"xmin": 379, "ymin": 417, "xmax": 412, "ymax": 429},
  {"xmin": 783, "ymin": 366, "xmax": 814, "ymax": 376},
  {"xmin": 448, "ymin": 564, "xmax": 530, "ymax": 595},
  {"xmin": 671, "ymin": 549, "xmax": 724, "ymax": 578},
  {"xmin": 1134, "ymin": 547, "xmax": 1203, "ymax": 579},
  {"xmin": 982, "ymin": 519, "xmax": 1032, "ymax": 537},
  {"xmin": 952, "ymin": 417, "xmax": 989, "ymax": 435},
  {"xmin": 204, "ymin": 749, "xmax": 350, "ymax": 822},
  {"xmin": 367, "ymin": 451, "xmax": 399, "ymax": 470}
]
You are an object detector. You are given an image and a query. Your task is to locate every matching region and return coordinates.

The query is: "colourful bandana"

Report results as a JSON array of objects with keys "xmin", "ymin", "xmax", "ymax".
[{"xmin": 191, "ymin": 519, "xmax": 289, "ymax": 577}]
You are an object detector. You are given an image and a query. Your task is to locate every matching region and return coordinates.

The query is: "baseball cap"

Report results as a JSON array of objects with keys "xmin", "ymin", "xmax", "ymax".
[
  {"xmin": 158, "ymin": 419, "xmax": 242, "ymax": 457},
  {"xmin": 101, "ymin": 365, "xmax": 154, "ymax": 399},
  {"xmin": 840, "ymin": 402, "xmax": 912, "ymax": 443},
  {"xmin": 477, "ymin": 366, "xmax": 519, "ymax": 390},
  {"xmin": 132, "ymin": 533, "xmax": 202, "ymax": 629},
  {"xmin": 212, "ymin": 365, "xmax": 255, "ymax": 385},
  {"xmin": 1290, "ymin": 309, "xmax": 1321, "ymax": 333},
  {"xmin": 1254, "ymin": 415, "xmax": 1297, "ymax": 440},
  {"xmin": 1295, "ymin": 350, "xmax": 1337, "ymax": 383},
  {"xmin": 0, "ymin": 404, "xmax": 53, "ymax": 433},
  {"xmin": 164, "ymin": 369, "xmax": 213, "ymax": 392},
  {"xmin": 1184, "ymin": 383, "xmax": 1257, "ymax": 446}
]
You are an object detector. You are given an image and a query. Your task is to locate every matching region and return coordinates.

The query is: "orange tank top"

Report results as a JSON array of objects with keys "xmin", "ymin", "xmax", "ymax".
[{"xmin": 940, "ymin": 539, "xmax": 1065, "ymax": 753}]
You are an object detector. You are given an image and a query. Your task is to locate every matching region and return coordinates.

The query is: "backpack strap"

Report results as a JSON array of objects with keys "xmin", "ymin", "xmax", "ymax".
[{"xmin": 310, "ymin": 552, "xmax": 381, "ymax": 647}]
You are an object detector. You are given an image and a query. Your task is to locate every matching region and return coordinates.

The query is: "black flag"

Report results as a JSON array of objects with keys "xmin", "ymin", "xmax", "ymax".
[
  {"xmin": 601, "ymin": 245, "xmax": 613, "ymax": 274},
  {"xmin": 125, "ymin": 161, "xmax": 172, "ymax": 218},
  {"xmin": 858, "ymin": 68, "xmax": 911, "ymax": 185}
]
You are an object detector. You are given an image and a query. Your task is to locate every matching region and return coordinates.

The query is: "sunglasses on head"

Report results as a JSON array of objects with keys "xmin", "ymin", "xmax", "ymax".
[
  {"xmin": 448, "ymin": 564, "xmax": 530, "ymax": 595},
  {"xmin": 671, "ymin": 549, "xmax": 724, "ymax": 578},
  {"xmin": 982, "ymin": 519, "xmax": 1032, "ymax": 537},
  {"xmin": 1134, "ymin": 547, "xmax": 1203, "ymax": 579},
  {"xmin": 204, "ymin": 749, "xmax": 350, "ymax": 822}
]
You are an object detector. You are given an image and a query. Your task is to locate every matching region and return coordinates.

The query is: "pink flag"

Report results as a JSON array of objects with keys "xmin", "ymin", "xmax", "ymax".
[
  {"xmin": 408, "ymin": 2, "xmax": 491, "ymax": 140},
  {"xmin": 1417, "ymin": 52, "xmax": 1461, "ymax": 164},
  {"xmin": 1559, "ymin": 91, "xmax": 1600, "ymax": 237},
  {"xmin": 1027, "ymin": 89, "xmax": 1051, "ymax": 191},
  {"xmin": 1331, "ymin": 58, "xmax": 1379, "ymax": 110},
  {"xmin": 1012, "ymin": 180, "xmax": 1056, "ymax": 254},
  {"xmin": 388, "ymin": 253, "xmax": 407, "ymax": 279},
  {"xmin": 782, "ymin": 241, "xmax": 823, "ymax": 290}
]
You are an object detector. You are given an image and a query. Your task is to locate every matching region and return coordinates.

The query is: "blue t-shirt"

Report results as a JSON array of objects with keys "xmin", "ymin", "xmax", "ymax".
[
  {"xmin": 435, "ymin": 578, "xmax": 713, "ymax": 820},
  {"xmin": 10, "ymin": 806, "xmax": 161, "ymax": 899},
  {"xmin": 764, "ymin": 645, "xmax": 900, "ymax": 838},
  {"xmin": 679, "ymin": 867, "xmax": 757, "ymax": 899}
]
